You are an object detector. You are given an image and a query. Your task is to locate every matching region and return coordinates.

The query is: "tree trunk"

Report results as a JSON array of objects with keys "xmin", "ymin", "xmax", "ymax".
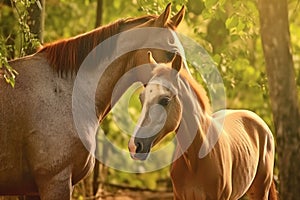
[
  {"xmin": 91, "ymin": 1, "xmax": 104, "ymax": 195},
  {"xmin": 92, "ymin": 127, "xmax": 109, "ymax": 196},
  {"xmin": 95, "ymin": 0, "xmax": 103, "ymax": 27},
  {"xmin": 257, "ymin": 0, "xmax": 300, "ymax": 199},
  {"xmin": 25, "ymin": 0, "xmax": 45, "ymax": 55}
]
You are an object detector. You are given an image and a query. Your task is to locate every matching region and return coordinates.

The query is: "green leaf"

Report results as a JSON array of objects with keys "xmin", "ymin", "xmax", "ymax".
[
  {"xmin": 0, "ymin": 53, "xmax": 18, "ymax": 87},
  {"xmin": 230, "ymin": 34, "xmax": 240, "ymax": 42},
  {"xmin": 236, "ymin": 19, "xmax": 246, "ymax": 33},
  {"xmin": 202, "ymin": 9, "xmax": 213, "ymax": 20},
  {"xmin": 225, "ymin": 16, "xmax": 238, "ymax": 30},
  {"xmin": 213, "ymin": 54, "xmax": 221, "ymax": 64},
  {"xmin": 204, "ymin": 0, "xmax": 218, "ymax": 9}
]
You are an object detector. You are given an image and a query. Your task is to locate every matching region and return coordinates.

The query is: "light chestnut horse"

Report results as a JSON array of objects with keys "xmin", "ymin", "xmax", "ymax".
[
  {"xmin": 128, "ymin": 52, "xmax": 278, "ymax": 200},
  {"xmin": 0, "ymin": 4, "xmax": 185, "ymax": 199}
]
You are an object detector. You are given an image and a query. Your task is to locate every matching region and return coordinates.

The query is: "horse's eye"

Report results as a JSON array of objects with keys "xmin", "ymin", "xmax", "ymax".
[
  {"xmin": 169, "ymin": 37, "xmax": 175, "ymax": 44},
  {"xmin": 158, "ymin": 97, "xmax": 171, "ymax": 106},
  {"xmin": 166, "ymin": 52, "xmax": 175, "ymax": 62}
]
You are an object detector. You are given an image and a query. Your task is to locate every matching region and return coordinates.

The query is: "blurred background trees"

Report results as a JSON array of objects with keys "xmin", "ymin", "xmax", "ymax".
[
  {"xmin": 258, "ymin": 0, "xmax": 300, "ymax": 199},
  {"xmin": 0, "ymin": 0, "xmax": 299, "ymax": 199}
]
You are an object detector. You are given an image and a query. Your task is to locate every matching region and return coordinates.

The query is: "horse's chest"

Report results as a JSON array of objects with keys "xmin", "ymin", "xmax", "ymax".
[
  {"xmin": 171, "ymin": 173, "xmax": 208, "ymax": 200},
  {"xmin": 170, "ymin": 162, "xmax": 205, "ymax": 199},
  {"xmin": 170, "ymin": 158, "xmax": 223, "ymax": 199}
]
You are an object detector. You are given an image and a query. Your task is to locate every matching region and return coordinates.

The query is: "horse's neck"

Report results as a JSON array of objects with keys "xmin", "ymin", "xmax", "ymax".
[
  {"xmin": 175, "ymin": 79, "xmax": 211, "ymax": 172},
  {"xmin": 94, "ymin": 55, "xmax": 128, "ymax": 121},
  {"xmin": 175, "ymin": 117, "xmax": 209, "ymax": 172},
  {"xmin": 94, "ymin": 51, "xmax": 150, "ymax": 121},
  {"xmin": 94, "ymin": 52, "xmax": 154, "ymax": 121}
]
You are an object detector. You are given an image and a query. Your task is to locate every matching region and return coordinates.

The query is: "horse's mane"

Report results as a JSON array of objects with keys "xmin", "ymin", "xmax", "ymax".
[
  {"xmin": 180, "ymin": 69, "xmax": 211, "ymax": 114},
  {"xmin": 153, "ymin": 66, "xmax": 211, "ymax": 114},
  {"xmin": 38, "ymin": 15, "xmax": 167, "ymax": 74}
]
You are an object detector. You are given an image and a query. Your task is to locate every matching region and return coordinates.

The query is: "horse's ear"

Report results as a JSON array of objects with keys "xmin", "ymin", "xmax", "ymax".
[
  {"xmin": 147, "ymin": 51, "xmax": 157, "ymax": 64},
  {"xmin": 171, "ymin": 5, "xmax": 185, "ymax": 28},
  {"xmin": 156, "ymin": 3, "xmax": 172, "ymax": 27},
  {"xmin": 171, "ymin": 53, "xmax": 182, "ymax": 72}
]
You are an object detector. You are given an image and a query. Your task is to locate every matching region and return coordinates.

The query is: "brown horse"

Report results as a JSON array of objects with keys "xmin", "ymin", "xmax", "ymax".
[
  {"xmin": 128, "ymin": 52, "xmax": 278, "ymax": 200},
  {"xmin": 0, "ymin": 4, "xmax": 185, "ymax": 199}
]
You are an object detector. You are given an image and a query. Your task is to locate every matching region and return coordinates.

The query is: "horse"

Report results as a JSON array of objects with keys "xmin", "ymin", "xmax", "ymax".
[
  {"xmin": 0, "ymin": 4, "xmax": 185, "ymax": 199},
  {"xmin": 128, "ymin": 52, "xmax": 278, "ymax": 200}
]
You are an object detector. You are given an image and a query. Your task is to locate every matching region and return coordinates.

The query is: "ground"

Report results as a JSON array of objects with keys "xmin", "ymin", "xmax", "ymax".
[{"xmin": 0, "ymin": 190, "xmax": 173, "ymax": 200}]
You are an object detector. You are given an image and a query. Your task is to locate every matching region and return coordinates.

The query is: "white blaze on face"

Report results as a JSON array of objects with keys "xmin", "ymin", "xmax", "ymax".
[{"xmin": 133, "ymin": 78, "xmax": 174, "ymax": 139}]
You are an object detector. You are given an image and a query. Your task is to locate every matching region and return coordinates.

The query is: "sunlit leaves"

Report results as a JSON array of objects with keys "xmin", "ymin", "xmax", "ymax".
[
  {"xmin": 0, "ymin": 0, "xmax": 41, "ymax": 86},
  {"xmin": 13, "ymin": 0, "xmax": 41, "ymax": 56},
  {"xmin": 138, "ymin": 0, "xmax": 188, "ymax": 15},
  {"xmin": 44, "ymin": 0, "xmax": 97, "ymax": 40},
  {"xmin": 0, "ymin": 53, "xmax": 18, "ymax": 87},
  {"xmin": 201, "ymin": 0, "xmax": 226, "ymax": 19},
  {"xmin": 204, "ymin": 0, "xmax": 218, "ymax": 9}
]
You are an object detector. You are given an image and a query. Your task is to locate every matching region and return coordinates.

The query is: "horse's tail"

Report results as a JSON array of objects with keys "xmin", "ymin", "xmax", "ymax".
[{"xmin": 268, "ymin": 179, "xmax": 278, "ymax": 200}]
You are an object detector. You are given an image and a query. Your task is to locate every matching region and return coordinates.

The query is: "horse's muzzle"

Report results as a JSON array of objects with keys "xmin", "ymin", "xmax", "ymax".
[{"xmin": 128, "ymin": 137, "xmax": 150, "ymax": 160}]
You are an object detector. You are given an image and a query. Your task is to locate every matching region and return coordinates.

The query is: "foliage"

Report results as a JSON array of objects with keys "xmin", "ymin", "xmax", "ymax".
[
  {"xmin": 1, "ymin": 0, "xmax": 41, "ymax": 56},
  {"xmin": 13, "ymin": 0, "xmax": 41, "ymax": 55},
  {"xmin": 0, "ymin": 0, "xmax": 40, "ymax": 87},
  {"xmin": 138, "ymin": 0, "xmax": 188, "ymax": 15},
  {"xmin": 0, "ymin": 52, "xmax": 18, "ymax": 87},
  {"xmin": 44, "ymin": 0, "xmax": 97, "ymax": 41}
]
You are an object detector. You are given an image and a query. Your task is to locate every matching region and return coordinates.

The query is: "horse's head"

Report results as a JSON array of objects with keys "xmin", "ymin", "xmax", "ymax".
[
  {"xmin": 97, "ymin": 4, "xmax": 186, "ymax": 120},
  {"xmin": 118, "ymin": 3, "xmax": 186, "ymax": 65},
  {"xmin": 128, "ymin": 51, "xmax": 184, "ymax": 160}
]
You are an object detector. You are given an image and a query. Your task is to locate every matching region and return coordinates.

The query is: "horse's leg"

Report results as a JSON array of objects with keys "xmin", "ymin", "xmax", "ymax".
[
  {"xmin": 38, "ymin": 179, "xmax": 72, "ymax": 200},
  {"xmin": 246, "ymin": 154, "xmax": 274, "ymax": 200},
  {"xmin": 34, "ymin": 170, "xmax": 73, "ymax": 200}
]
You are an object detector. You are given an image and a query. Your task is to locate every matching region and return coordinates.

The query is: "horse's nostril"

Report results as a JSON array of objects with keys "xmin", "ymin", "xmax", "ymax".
[{"xmin": 135, "ymin": 141, "xmax": 143, "ymax": 153}]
